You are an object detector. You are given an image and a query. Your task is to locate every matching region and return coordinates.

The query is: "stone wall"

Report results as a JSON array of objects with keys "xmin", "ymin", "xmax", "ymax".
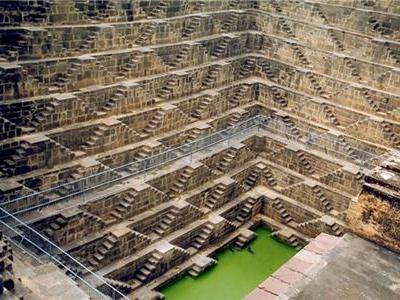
[{"xmin": 347, "ymin": 153, "xmax": 400, "ymax": 253}]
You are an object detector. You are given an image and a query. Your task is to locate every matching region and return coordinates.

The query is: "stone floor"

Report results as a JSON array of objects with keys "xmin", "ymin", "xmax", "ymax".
[
  {"xmin": 3, "ymin": 251, "xmax": 89, "ymax": 300},
  {"xmin": 246, "ymin": 233, "xmax": 400, "ymax": 300}
]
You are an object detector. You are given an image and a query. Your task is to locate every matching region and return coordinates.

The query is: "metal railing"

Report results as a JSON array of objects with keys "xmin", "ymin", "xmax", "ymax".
[
  {"xmin": 0, "ymin": 207, "xmax": 128, "ymax": 299},
  {"xmin": 0, "ymin": 113, "xmax": 386, "ymax": 299},
  {"xmin": 0, "ymin": 116, "xmax": 262, "ymax": 215},
  {"xmin": 1, "ymin": 114, "xmax": 385, "ymax": 217}
]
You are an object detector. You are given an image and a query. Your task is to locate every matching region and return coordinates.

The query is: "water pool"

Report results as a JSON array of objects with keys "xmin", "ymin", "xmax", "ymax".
[{"xmin": 159, "ymin": 227, "xmax": 299, "ymax": 300}]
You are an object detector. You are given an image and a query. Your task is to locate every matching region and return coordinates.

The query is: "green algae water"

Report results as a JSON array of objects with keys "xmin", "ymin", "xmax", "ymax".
[{"xmin": 159, "ymin": 227, "xmax": 299, "ymax": 300}]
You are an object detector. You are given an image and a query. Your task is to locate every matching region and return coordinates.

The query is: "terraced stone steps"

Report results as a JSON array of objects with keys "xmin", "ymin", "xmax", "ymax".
[
  {"xmin": 211, "ymin": 35, "xmax": 232, "ymax": 58},
  {"xmin": 272, "ymin": 198, "xmax": 293, "ymax": 224},
  {"xmin": 191, "ymin": 96, "xmax": 214, "ymax": 119},
  {"xmin": 221, "ymin": 12, "xmax": 239, "ymax": 32},
  {"xmin": 154, "ymin": 207, "xmax": 180, "ymax": 236},
  {"xmin": 202, "ymin": 64, "xmax": 223, "ymax": 87},
  {"xmin": 136, "ymin": 252, "xmax": 162, "ymax": 282},
  {"xmin": 191, "ymin": 224, "xmax": 213, "ymax": 249},
  {"xmin": 182, "ymin": 15, "xmax": 202, "ymax": 38},
  {"xmin": 229, "ymin": 84, "xmax": 250, "ymax": 107},
  {"xmin": 87, "ymin": 233, "xmax": 118, "ymax": 269},
  {"xmin": 111, "ymin": 191, "xmax": 138, "ymax": 220},
  {"xmin": 205, "ymin": 184, "xmax": 227, "ymax": 209},
  {"xmin": 167, "ymin": 167, "xmax": 194, "ymax": 198},
  {"xmin": 244, "ymin": 168, "xmax": 261, "ymax": 190},
  {"xmin": 217, "ymin": 148, "xmax": 238, "ymax": 172},
  {"xmin": 239, "ymin": 58, "xmax": 257, "ymax": 77},
  {"xmin": 235, "ymin": 197, "xmax": 257, "ymax": 223}
]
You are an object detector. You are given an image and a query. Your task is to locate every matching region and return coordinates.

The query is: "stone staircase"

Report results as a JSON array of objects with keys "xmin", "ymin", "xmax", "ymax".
[
  {"xmin": 148, "ymin": 0, "xmax": 168, "ymax": 18},
  {"xmin": 80, "ymin": 125, "xmax": 108, "ymax": 153},
  {"xmin": 111, "ymin": 191, "xmax": 138, "ymax": 220},
  {"xmin": 191, "ymin": 224, "xmax": 213, "ymax": 249},
  {"xmin": 270, "ymin": 0, "xmax": 283, "ymax": 13},
  {"xmin": 264, "ymin": 168, "xmax": 278, "ymax": 187},
  {"xmin": 360, "ymin": 88, "xmax": 381, "ymax": 112},
  {"xmin": 293, "ymin": 45, "xmax": 311, "ymax": 67},
  {"xmin": 278, "ymin": 17, "xmax": 296, "ymax": 38},
  {"xmin": 236, "ymin": 197, "xmax": 257, "ymax": 223},
  {"xmin": 154, "ymin": 207, "xmax": 180, "ymax": 236},
  {"xmin": 281, "ymin": 115, "xmax": 302, "ymax": 138},
  {"xmin": 136, "ymin": 22, "xmax": 157, "ymax": 45},
  {"xmin": 330, "ymin": 222, "xmax": 343, "ymax": 236},
  {"xmin": 182, "ymin": 15, "xmax": 202, "ymax": 38},
  {"xmin": 44, "ymin": 215, "xmax": 68, "ymax": 238},
  {"xmin": 158, "ymin": 77, "xmax": 179, "ymax": 99},
  {"xmin": 202, "ymin": 65, "xmax": 222, "ymax": 87},
  {"xmin": 30, "ymin": 101, "xmax": 60, "ymax": 129},
  {"xmin": 167, "ymin": 167, "xmax": 194, "ymax": 197},
  {"xmin": 52, "ymin": 62, "xmax": 81, "ymax": 92},
  {"xmin": 381, "ymin": 121, "xmax": 400, "ymax": 147},
  {"xmin": 229, "ymin": 0, "xmax": 241, "ymax": 9},
  {"xmin": 217, "ymin": 148, "xmax": 238, "ymax": 172},
  {"xmin": 143, "ymin": 110, "xmax": 165, "ymax": 135},
  {"xmin": 105, "ymin": 278, "xmax": 133, "ymax": 295},
  {"xmin": 227, "ymin": 111, "xmax": 242, "ymax": 126},
  {"xmin": 239, "ymin": 58, "xmax": 257, "ymax": 77},
  {"xmin": 136, "ymin": 252, "xmax": 162, "ymax": 282},
  {"xmin": 211, "ymin": 36, "xmax": 232, "ymax": 58},
  {"xmin": 205, "ymin": 183, "xmax": 226, "ymax": 209},
  {"xmin": 244, "ymin": 168, "xmax": 261, "ymax": 190},
  {"xmin": 327, "ymin": 30, "xmax": 345, "ymax": 51},
  {"xmin": 229, "ymin": 84, "xmax": 250, "ymax": 107},
  {"xmin": 296, "ymin": 218, "xmax": 322, "ymax": 238},
  {"xmin": 179, "ymin": 128, "xmax": 203, "ymax": 152},
  {"xmin": 79, "ymin": 31, "xmax": 99, "ymax": 51},
  {"xmin": 193, "ymin": 1, "xmax": 206, "ymax": 11},
  {"xmin": 87, "ymin": 233, "xmax": 119, "ymax": 269},
  {"xmin": 1, "ymin": 150, "xmax": 24, "ymax": 176},
  {"xmin": 343, "ymin": 57, "xmax": 363, "ymax": 81},
  {"xmin": 297, "ymin": 150, "xmax": 315, "ymax": 175},
  {"xmin": 100, "ymin": 88, "xmax": 126, "ymax": 113},
  {"xmin": 221, "ymin": 12, "xmax": 239, "ymax": 32},
  {"xmin": 170, "ymin": 45, "xmax": 191, "ymax": 68},
  {"xmin": 312, "ymin": 4, "xmax": 329, "ymax": 24},
  {"xmin": 260, "ymin": 61, "xmax": 278, "ymax": 80},
  {"xmin": 272, "ymin": 199, "xmax": 293, "ymax": 224},
  {"xmin": 311, "ymin": 186, "xmax": 333, "ymax": 212},
  {"xmin": 135, "ymin": 145, "xmax": 153, "ymax": 160},
  {"xmin": 305, "ymin": 72, "xmax": 330, "ymax": 99},
  {"xmin": 192, "ymin": 96, "xmax": 213, "ymax": 118},
  {"xmin": 118, "ymin": 53, "xmax": 142, "ymax": 79},
  {"xmin": 270, "ymin": 86, "xmax": 288, "ymax": 107},
  {"xmin": 124, "ymin": 145, "xmax": 153, "ymax": 173},
  {"xmin": 337, "ymin": 135, "xmax": 359, "ymax": 160},
  {"xmin": 321, "ymin": 104, "xmax": 340, "ymax": 126}
]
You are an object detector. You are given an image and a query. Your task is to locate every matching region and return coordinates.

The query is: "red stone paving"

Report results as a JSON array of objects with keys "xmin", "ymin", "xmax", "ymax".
[
  {"xmin": 259, "ymin": 277, "xmax": 290, "ymax": 295},
  {"xmin": 245, "ymin": 288, "xmax": 278, "ymax": 300},
  {"xmin": 283, "ymin": 257, "xmax": 314, "ymax": 274},
  {"xmin": 272, "ymin": 267, "xmax": 304, "ymax": 284},
  {"xmin": 294, "ymin": 249, "xmax": 322, "ymax": 264}
]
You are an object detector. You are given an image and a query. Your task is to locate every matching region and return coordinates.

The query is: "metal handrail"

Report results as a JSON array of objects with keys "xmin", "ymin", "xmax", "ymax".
[
  {"xmin": 0, "ymin": 207, "xmax": 129, "ymax": 300},
  {"xmin": 1, "ymin": 114, "xmax": 383, "ymax": 215},
  {"xmin": 0, "ymin": 113, "xmax": 387, "ymax": 299},
  {"xmin": 0, "ymin": 116, "xmax": 262, "ymax": 210}
]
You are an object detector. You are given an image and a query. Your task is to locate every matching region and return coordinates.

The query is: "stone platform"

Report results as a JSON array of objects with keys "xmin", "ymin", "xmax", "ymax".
[{"xmin": 246, "ymin": 232, "xmax": 400, "ymax": 300}]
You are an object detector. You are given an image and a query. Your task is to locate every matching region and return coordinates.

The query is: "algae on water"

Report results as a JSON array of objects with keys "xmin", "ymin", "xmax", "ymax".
[{"xmin": 160, "ymin": 227, "xmax": 298, "ymax": 300}]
